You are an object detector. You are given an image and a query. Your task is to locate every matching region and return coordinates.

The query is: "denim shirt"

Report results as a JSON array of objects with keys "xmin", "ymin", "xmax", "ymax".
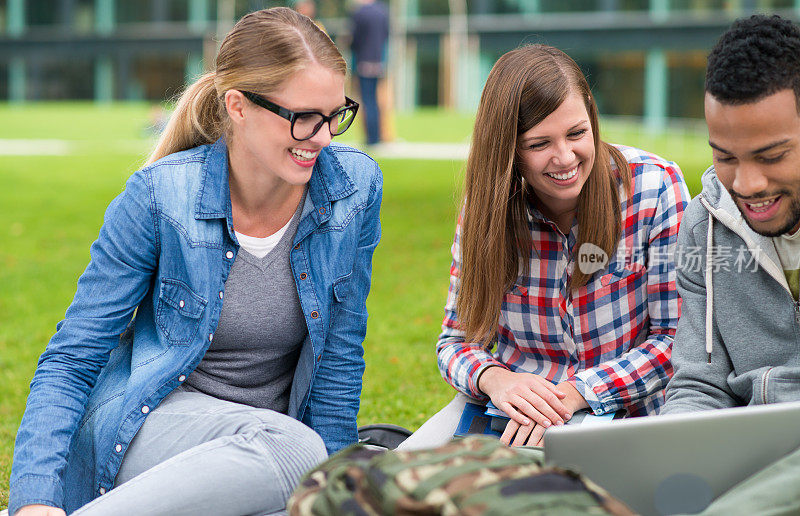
[{"xmin": 9, "ymin": 139, "xmax": 383, "ymax": 515}]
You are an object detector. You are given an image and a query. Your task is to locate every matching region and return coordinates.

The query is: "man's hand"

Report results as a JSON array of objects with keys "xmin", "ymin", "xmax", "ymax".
[
  {"xmin": 14, "ymin": 505, "xmax": 67, "ymax": 516},
  {"xmin": 478, "ymin": 367, "xmax": 570, "ymax": 428}
]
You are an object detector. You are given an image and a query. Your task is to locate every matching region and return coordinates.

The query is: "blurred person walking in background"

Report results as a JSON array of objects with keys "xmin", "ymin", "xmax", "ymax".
[
  {"xmin": 8, "ymin": 7, "xmax": 381, "ymax": 516},
  {"xmin": 294, "ymin": 0, "xmax": 325, "ymax": 32},
  {"xmin": 349, "ymin": 0, "xmax": 389, "ymax": 146},
  {"xmin": 400, "ymin": 45, "xmax": 690, "ymax": 450}
]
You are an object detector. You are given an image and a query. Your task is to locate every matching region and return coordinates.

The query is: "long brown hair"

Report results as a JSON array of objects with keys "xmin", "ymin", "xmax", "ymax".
[
  {"xmin": 458, "ymin": 45, "xmax": 631, "ymax": 346},
  {"xmin": 145, "ymin": 7, "xmax": 346, "ymax": 165}
]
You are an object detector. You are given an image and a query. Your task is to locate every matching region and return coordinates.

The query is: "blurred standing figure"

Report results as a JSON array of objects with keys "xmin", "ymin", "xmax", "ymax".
[
  {"xmin": 350, "ymin": 0, "xmax": 389, "ymax": 145},
  {"xmin": 294, "ymin": 0, "xmax": 325, "ymax": 31},
  {"xmin": 294, "ymin": 0, "xmax": 316, "ymax": 18}
]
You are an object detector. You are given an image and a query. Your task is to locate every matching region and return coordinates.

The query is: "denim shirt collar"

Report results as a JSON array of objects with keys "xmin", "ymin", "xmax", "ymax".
[{"xmin": 194, "ymin": 138, "xmax": 357, "ymax": 228}]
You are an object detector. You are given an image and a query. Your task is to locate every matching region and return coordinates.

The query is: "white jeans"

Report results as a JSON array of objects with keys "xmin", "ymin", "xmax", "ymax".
[
  {"xmin": 72, "ymin": 387, "xmax": 328, "ymax": 516},
  {"xmin": 396, "ymin": 393, "xmax": 475, "ymax": 451}
]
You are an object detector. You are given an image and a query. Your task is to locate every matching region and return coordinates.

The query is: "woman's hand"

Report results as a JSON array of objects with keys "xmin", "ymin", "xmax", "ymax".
[
  {"xmin": 14, "ymin": 505, "xmax": 67, "ymax": 516},
  {"xmin": 478, "ymin": 366, "xmax": 571, "ymax": 428},
  {"xmin": 499, "ymin": 380, "xmax": 591, "ymax": 447}
]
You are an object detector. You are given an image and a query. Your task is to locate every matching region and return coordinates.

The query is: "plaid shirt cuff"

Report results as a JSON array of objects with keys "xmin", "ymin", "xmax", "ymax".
[
  {"xmin": 571, "ymin": 372, "xmax": 620, "ymax": 415},
  {"xmin": 470, "ymin": 361, "xmax": 509, "ymax": 399}
]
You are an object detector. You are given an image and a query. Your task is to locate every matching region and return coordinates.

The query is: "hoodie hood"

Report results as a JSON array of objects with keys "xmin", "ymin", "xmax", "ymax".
[
  {"xmin": 694, "ymin": 166, "xmax": 789, "ymax": 362},
  {"xmin": 697, "ymin": 166, "xmax": 786, "ymax": 286}
]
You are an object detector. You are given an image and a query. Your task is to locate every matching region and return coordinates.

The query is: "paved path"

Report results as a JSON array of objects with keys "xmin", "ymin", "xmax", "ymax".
[{"xmin": 0, "ymin": 139, "xmax": 470, "ymax": 161}]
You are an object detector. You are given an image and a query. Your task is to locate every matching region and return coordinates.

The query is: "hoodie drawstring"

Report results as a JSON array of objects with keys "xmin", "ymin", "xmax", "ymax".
[{"xmin": 705, "ymin": 212, "xmax": 714, "ymax": 364}]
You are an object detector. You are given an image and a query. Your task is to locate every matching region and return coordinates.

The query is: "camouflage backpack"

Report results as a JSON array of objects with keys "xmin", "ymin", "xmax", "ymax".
[{"xmin": 288, "ymin": 435, "xmax": 634, "ymax": 516}]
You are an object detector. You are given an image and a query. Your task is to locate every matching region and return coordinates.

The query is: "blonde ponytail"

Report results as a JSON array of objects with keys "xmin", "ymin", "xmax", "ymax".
[{"xmin": 145, "ymin": 72, "xmax": 224, "ymax": 165}]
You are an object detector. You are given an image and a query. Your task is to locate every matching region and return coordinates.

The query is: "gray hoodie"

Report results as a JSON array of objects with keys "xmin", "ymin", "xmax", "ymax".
[{"xmin": 661, "ymin": 167, "xmax": 800, "ymax": 414}]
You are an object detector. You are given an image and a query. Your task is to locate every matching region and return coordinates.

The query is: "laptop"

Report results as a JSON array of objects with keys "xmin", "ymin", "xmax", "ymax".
[{"xmin": 544, "ymin": 401, "xmax": 800, "ymax": 516}]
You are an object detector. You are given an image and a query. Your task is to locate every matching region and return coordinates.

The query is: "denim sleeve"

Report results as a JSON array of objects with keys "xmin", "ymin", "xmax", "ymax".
[
  {"xmin": 10, "ymin": 170, "xmax": 159, "ymax": 514},
  {"xmin": 304, "ymin": 162, "xmax": 382, "ymax": 454}
]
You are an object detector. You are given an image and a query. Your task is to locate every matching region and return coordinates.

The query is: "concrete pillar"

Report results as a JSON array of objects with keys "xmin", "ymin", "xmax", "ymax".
[
  {"xmin": 9, "ymin": 58, "xmax": 26, "ymax": 103},
  {"xmin": 153, "ymin": 0, "xmax": 168, "ymax": 23},
  {"xmin": 517, "ymin": 0, "xmax": 540, "ymax": 13},
  {"xmin": 650, "ymin": 0, "xmax": 669, "ymax": 21},
  {"xmin": 8, "ymin": 0, "xmax": 25, "ymax": 36},
  {"xmin": 459, "ymin": 35, "xmax": 481, "ymax": 112},
  {"xmin": 407, "ymin": 0, "xmax": 419, "ymax": 20},
  {"xmin": 94, "ymin": 57, "xmax": 114, "ymax": 103},
  {"xmin": 94, "ymin": 0, "xmax": 115, "ymax": 103},
  {"xmin": 95, "ymin": 0, "xmax": 114, "ymax": 35},
  {"xmin": 8, "ymin": 0, "xmax": 26, "ymax": 102},
  {"xmin": 390, "ymin": 0, "xmax": 416, "ymax": 111},
  {"xmin": 400, "ymin": 38, "xmax": 417, "ymax": 110},
  {"xmin": 644, "ymin": 49, "xmax": 667, "ymax": 132},
  {"xmin": 189, "ymin": 0, "xmax": 209, "ymax": 32},
  {"xmin": 600, "ymin": 0, "xmax": 618, "ymax": 11}
]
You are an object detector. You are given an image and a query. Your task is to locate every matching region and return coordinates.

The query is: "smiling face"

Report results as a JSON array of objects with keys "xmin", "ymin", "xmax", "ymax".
[
  {"xmin": 516, "ymin": 91, "xmax": 596, "ymax": 221},
  {"xmin": 230, "ymin": 62, "xmax": 346, "ymax": 187},
  {"xmin": 706, "ymin": 89, "xmax": 800, "ymax": 236}
]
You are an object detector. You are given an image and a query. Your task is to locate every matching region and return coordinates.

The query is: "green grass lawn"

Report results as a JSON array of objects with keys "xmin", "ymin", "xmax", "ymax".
[{"xmin": 0, "ymin": 103, "xmax": 711, "ymax": 509}]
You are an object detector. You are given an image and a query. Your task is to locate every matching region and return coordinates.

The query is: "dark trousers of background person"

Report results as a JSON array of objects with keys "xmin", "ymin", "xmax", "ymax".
[{"xmin": 358, "ymin": 75, "xmax": 381, "ymax": 145}]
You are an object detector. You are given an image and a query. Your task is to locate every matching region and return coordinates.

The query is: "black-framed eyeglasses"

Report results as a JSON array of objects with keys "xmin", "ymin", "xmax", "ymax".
[{"xmin": 241, "ymin": 90, "xmax": 359, "ymax": 141}]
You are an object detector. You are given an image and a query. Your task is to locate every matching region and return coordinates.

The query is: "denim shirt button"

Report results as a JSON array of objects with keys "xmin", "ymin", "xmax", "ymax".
[
  {"xmin": 294, "ymin": 243, "xmax": 301, "ymax": 250},
  {"xmin": 179, "ymin": 300, "xmax": 185, "ymax": 308},
  {"xmin": 209, "ymin": 333, "xmax": 214, "ymax": 342},
  {"xmin": 318, "ymin": 207, "xmax": 326, "ymax": 215},
  {"xmin": 300, "ymin": 273, "xmax": 307, "ymax": 280},
  {"xmin": 178, "ymin": 374, "xmax": 186, "ymax": 382},
  {"xmin": 115, "ymin": 444, "xmax": 122, "ymax": 453},
  {"xmin": 311, "ymin": 311, "xmax": 319, "ymax": 319},
  {"xmin": 99, "ymin": 487, "xmax": 106, "ymax": 495},
  {"xmin": 317, "ymin": 354, "xmax": 322, "ymax": 362},
  {"xmin": 141, "ymin": 405, "xmax": 150, "ymax": 414},
  {"xmin": 226, "ymin": 250, "xmax": 234, "ymax": 259},
  {"xmin": 219, "ymin": 291, "xmax": 224, "ymax": 300}
]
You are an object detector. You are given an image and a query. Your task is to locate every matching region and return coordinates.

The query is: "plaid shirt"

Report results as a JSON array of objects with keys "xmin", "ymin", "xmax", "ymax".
[{"xmin": 437, "ymin": 145, "xmax": 690, "ymax": 417}]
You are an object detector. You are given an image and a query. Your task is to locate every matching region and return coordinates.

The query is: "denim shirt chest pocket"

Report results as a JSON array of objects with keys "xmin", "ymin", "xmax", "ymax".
[{"xmin": 156, "ymin": 278, "xmax": 207, "ymax": 345}]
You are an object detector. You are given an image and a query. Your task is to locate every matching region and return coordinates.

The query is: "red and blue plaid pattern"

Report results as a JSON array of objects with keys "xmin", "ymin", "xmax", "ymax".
[{"xmin": 437, "ymin": 145, "xmax": 690, "ymax": 417}]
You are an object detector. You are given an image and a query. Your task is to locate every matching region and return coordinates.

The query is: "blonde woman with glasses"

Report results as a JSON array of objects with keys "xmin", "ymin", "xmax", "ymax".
[
  {"xmin": 9, "ymin": 8, "xmax": 381, "ymax": 516},
  {"xmin": 401, "ymin": 45, "xmax": 690, "ymax": 450}
]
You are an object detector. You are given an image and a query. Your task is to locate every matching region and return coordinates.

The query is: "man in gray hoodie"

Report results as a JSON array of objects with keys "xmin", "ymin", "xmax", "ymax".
[
  {"xmin": 654, "ymin": 15, "xmax": 800, "ymax": 513},
  {"xmin": 661, "ymin": 14, "xmax": 800, "ymax": 415}
]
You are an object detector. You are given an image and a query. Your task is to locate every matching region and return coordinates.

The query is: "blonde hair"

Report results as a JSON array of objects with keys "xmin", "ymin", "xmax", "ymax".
[
  {"xmin": 146, "ymin": 7, "xmax": 346, "ymax": 165},
  {"xmin": 458, "ymin": 45, "xmax": 632, "ymax": 346}
]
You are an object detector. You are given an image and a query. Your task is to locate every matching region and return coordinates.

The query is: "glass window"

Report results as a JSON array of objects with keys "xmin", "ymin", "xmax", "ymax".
[
  {"xmin": 0, "ymin": 0, "xmax": 7, "ymax": 35},
  {"xmin": 416, "ymin": 35, "xmax": 440, "ymax": 106},
  {"xmin": 27, "ymin": 0, "xmax": 59, "ymax": 27},
  {"xmin": 0, "ymin": 62, "xmax": 8, "ymax": 100},
  {"xmin": 590, "ymin": 52, "xmax": 646, "ymax": 117},
  {"xmin": 29, "ymin": 57, "xmax": 94, "ymax": 99},
  {"xmin": 133, "ymin": 54, "xmax": 187, "ymax": 100},
  {"xmin": 668, "ymin": 51, "xmax": 705, "ymax": 119}
]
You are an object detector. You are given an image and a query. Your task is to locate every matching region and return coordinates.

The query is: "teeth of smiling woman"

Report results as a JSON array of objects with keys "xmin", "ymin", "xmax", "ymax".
[
  {"xmin": 746, "ymin": 199, "xmax": 778, "ymax": 212},
  {"xmin": 291, "ymin": 148, "xmax": 317, "ymax": 160},
  {"xmin": 545, "ymin": 167, "xmax": 577, "ymax": 181}
]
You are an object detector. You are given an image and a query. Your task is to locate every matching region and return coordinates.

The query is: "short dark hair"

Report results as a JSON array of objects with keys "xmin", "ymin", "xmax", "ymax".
[{"xmin": 706, "ymin": 14, "xmax": 800, "ymax": 107}]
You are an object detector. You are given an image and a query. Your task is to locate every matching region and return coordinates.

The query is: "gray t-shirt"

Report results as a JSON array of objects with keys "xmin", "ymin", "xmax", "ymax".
[{"xmin": 184, "ymin": 200, "xmax": 308, "ymax": 414}]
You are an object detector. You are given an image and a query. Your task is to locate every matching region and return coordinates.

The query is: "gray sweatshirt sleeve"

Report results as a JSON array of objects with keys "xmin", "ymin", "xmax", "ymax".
[{"xmin": 661, "ymin": 199, "xmax": 740, "ymax": 414}]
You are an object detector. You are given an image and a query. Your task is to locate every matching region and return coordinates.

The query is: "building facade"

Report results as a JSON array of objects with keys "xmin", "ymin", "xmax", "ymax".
[{"xmin": 1, "ymin": 0, "xmax": 798, "ymax": 127}]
